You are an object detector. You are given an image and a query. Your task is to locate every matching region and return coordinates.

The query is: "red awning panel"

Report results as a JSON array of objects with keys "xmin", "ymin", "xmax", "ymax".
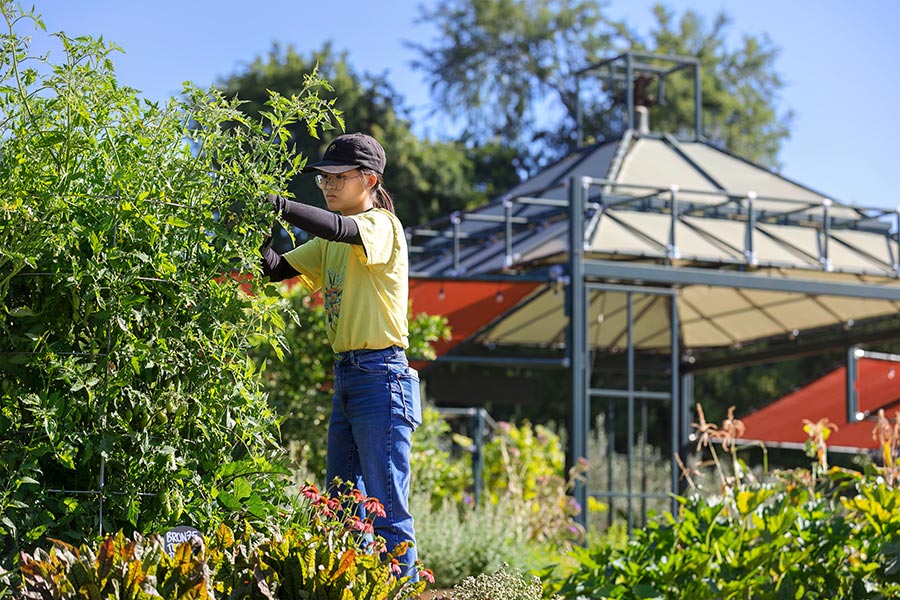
[
  {"xmin": 739, "ymin": 358, "xmax": 900, "ymax": 450},
  {"xmin": 409, "ymin": 279, "xmax": 542, "ymax": 359}
]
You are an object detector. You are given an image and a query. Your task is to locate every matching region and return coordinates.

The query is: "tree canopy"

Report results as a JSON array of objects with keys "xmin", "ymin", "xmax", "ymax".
[{"xmin": 412, "ymin": 0, "xmax": 792, "ymax": 171}]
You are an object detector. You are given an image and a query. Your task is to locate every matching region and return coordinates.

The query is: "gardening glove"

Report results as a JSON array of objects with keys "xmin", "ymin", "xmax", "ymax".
[{"xmin": 266, "ymin": 193, "xmax": 286, "ymax": 215}]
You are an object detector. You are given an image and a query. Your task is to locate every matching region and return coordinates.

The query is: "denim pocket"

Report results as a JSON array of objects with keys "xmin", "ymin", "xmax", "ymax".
[{"xmin": 394, "ymin": 367, "xmax": 422, "ymax": 430}]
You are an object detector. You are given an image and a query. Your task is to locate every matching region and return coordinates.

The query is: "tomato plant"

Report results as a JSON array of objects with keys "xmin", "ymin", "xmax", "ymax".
[{"xmin": 0, "ymin": 4, "xmax": 340, "ymax": 566}]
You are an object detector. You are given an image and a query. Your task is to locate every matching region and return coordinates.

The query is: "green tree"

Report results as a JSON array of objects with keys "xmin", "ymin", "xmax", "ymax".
[
  {"xmin": 614, "ymin": 5, "xmax": 791, "ymax": 168},
  {"xmin": 413, "ymin": 0, "xmax": 791, "ymax": 171},
  {"xmin": 411, "ymin": 0, "xmax": 615, "ymax": 171},
  {"xmin": 216, "ymin": 43, "xmax": 483, "ymax": 227},
  {"xmin": 0, "ymin": 5, "xmax": 336, "ymax": 566}
]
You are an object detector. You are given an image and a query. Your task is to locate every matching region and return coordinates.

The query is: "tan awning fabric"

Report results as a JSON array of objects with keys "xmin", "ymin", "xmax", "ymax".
[
  {"xmin": 474, "ymin": 277, "xmax": 900, "ymax": 351},
  {"xmin": 410, "ymin": 133, "xmax": 900, "ymax": 354}
]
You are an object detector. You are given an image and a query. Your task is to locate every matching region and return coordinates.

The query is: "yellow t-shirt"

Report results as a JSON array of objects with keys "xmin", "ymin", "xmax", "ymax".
[{"xmin": 282, "ymin": 208, "xmax": 409, "ymax": 353}]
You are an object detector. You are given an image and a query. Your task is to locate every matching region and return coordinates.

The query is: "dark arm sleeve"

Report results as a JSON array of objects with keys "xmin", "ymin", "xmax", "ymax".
[
  {"xmin": 259, "ymin": 235, "xmax": 300, "ymax": 282},
  {"xmin": 275, "ymin": 197, "xmax": 363, "ymax": 245}
]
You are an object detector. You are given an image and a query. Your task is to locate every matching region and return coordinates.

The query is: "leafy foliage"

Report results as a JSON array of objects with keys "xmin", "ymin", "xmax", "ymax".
[
  {"xmin": 451, "ymin": 563, "xmax": 558, "ymax": 600},
  {"xmin": 409, "ymin": 407, "xmax": 472, "ymax": 510},
  {"xmin": 11, "ymin": 485, "xmax": 426, "ymax": 599},
  {"xmin": 413, "ymin": 0, "xmax": 791, "ymax": 171},
  {"xmin": 215, "ymin": 43, "xmax": 485, "ymax": 227},
  {"xmin": 414, "ymin": 494, "xmax": 538, "ymax": 590},
  {"xmin": 0, "ymin": 5, "xmax": 338, "ymax": 565},
  {"xmin": 414, "ymin": 420, "xmax": 585, "ymax": 588},
  {"xmin": 544, "ymin": 408, "xmax": 900, "ymax": 599},
  {"xmin": 604, "ymin": 5, "xmax": 792, "ymax": 168},
  {"xmin": 480, "ymin": 421, "xmax": 584, "ymax": 545},
  {"xmin": 411, "ymin": 0, "xmax": 615, "ymax": 171}
]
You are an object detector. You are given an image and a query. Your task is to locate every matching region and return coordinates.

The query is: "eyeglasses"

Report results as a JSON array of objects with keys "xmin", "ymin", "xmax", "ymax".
[{"xmin": 314, "ymin": 172, "xmax": 362, "ymax": 191}]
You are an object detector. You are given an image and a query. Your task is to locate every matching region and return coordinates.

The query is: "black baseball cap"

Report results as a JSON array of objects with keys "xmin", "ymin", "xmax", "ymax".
[{"xmin": 302, "ymin": 132, "xmax": 387, "ymax": 174}]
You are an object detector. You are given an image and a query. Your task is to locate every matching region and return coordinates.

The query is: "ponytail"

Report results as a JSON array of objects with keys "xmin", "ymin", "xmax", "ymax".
[{"xmin": 361, "ymin": 168, "xmax": 395, "ymax": 215}]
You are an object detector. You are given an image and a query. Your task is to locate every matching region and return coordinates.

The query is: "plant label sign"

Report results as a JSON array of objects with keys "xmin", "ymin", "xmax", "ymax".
[{"xmin": 164, "ymin": 525, "xmax": 203, "ymax": 557}]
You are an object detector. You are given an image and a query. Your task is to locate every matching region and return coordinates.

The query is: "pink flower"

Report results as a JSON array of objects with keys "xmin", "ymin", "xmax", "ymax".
[
  {"xmin": 300, "ymin": 484, "xmax": 320, "ymax": 501},
  {"xmin": 347, "ymin": 515, "xmax": 374, "ymax": 535},
  {"xmin": 389, "ymin": 558, "xmax": 402, "ymax": 576},
  {"xmin": 419, "ymin": 568, "xmax": 435, "ymax": 584},
  {"xmin": 364, "ymin": 497, "xmax": 386, "ymax": 518},
  {"xmin": 347, "ymin": 488, "xmax": 365, "ymax": 504}
]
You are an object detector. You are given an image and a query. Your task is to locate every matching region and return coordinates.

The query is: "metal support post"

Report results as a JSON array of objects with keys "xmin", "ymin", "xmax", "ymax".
[
  {"xmin": 451, "ymin": 212, "xmax": 462, "ymax": 274},
  {"xmin": 626, "ymin": 53, "xmax": 634, "ymax": 131},
  {"xmin": 471, "ymin": 409, "xmax": 485, "ymax": 505},
  {"xmin": 745, "ymin": 191, "xmax": 758, "ymax": 266},
  {"xmin": 503, "ymin": 198, "xmax": 514, "ymax": 268},
  {"xmin": 821, "ymin": 199, "xmax": 833, "ymax": 272},
  {"xmin": 679, "ymin": 372, "xmax": 694, "ymax": 495},
  {"xmin": 694, "ymin": 62, "xmax": 702, "ymax": 140},
  {"xmin": 640, "ymin": 396, "xmax": 648, "ymax": 525},
  {"xmin": 568, "ymin": 175, "xmax": 589, "ymax": 529},
  {"xmin": 667, "ymin": 185, "xmax": 680, "ymax": 260},
  {"xmin": 626, "ymin": 293, "xmax": 635, "ymax": 532},
  {"xmin": 847, "ymin": 346, "xmax": 861, "ymax": 423},
  {"xmin": 670, "ymin": 294, "xmax": 681, "ymax": 514},
  {"xmin": 894, "ymin": 209, "xmax": 900, "ymax": 277}
]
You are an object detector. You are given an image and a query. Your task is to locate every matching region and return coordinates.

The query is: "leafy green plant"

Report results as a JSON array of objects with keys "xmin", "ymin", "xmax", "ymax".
[
  {"xmin": 587, "ymin": 413, "xmax": 671, "ymax": 531},
  {"xmin": 451, "ymin": 563, "xmax": 558, "ymax": 600},
  {"xmin": 543, "ymin": 407, "xmax": 900, "ymax": 599},
  {"xmin": 476, "ymin": 421, "xmax": 584, "ymax": 546},
  {"xmin": 413, "ymin": 493, "xmax": 536, "ymax": 589},
  {"xmin": 0, "ymin": 4, "xmax": 340, "ymax": 565},
  {"xmin": 410, "ymin": 406, "xmax": 472, "ymax": 509},
  {"xmin": 13, "ymin": 484, "xmax": 427, "ymax": 599}
]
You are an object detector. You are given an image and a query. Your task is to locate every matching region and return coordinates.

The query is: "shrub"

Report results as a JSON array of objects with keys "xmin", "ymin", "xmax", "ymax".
[
  {"xmin": 451, "ymin": 564, "xmax": 559, "ymax": 600},
  {"xmin": 410, "ymin": 406, "xmax": 472, "ymax": 509},
  {"xmin": 587, "ymin": 414, "xmax": 672, "ymax": 531},
  {"xmin": 480, "ymin": 421, "xmax": 585, "ymax": 546},
  {"xmin": 413, "ymin": 493, "xmax": 534, "ymax": 589},
  {"xmin": 0, "ymin": 4, "xmax": 339, "ymax": 565}
]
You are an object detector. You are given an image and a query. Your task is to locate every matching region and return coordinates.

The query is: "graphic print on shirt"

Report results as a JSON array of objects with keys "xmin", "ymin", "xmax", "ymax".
[{"xmin": 323, "ymin": 268, "xmax": 344, "ymax": 333}]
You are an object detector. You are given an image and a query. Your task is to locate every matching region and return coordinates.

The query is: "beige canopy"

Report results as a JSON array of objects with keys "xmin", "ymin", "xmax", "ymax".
[{"xmin": 408, "ymin": 135, "xmax": 900, "ymax": 353}]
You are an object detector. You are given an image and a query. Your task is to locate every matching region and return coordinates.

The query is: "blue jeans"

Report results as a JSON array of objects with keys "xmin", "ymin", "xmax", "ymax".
[{"xmin": 326, "ymin": 346, "xmax": 422, "ymax": 579}]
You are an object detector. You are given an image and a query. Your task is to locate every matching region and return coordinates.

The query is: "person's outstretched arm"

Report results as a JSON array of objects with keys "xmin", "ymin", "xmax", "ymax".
[
  {"xmin": 268, "ymin": 195, "xmax": 363, "ymax": 245},
  {"xmin": 259, "ymin": 229, "xmax": 300, "ymax": 282}
]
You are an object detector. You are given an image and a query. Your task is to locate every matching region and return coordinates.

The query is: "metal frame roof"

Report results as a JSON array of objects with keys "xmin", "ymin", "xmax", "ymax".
[{"xmin": 408, "ymin": 134, "xmax": 900, "ymax": 355}]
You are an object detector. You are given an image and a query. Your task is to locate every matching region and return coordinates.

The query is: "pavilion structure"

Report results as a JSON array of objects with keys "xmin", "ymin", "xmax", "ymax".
[{"xmin": 406, "ymin": 52, "xmax": 900, "ymax": 528}]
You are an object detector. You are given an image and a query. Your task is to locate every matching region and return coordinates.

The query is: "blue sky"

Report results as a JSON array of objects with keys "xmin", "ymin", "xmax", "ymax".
[{"xmin": 31, "ymin": 0, "xmax": 900, "ymax": 214}]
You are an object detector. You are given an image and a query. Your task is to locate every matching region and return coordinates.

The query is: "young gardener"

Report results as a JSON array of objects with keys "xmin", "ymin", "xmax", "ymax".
[{"xmin": 259, "ymin": 133, "xmax": 421, "ymax": 579}]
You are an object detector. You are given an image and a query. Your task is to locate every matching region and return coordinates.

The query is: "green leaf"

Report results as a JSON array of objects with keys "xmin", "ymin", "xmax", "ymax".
[
  {"xmin": 633, "ymin": 583, "xmax": 664, "ymax": 598},
  {"xmin": 166, "ymin": 216, "xmax": 190, "ymax": 228}
]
